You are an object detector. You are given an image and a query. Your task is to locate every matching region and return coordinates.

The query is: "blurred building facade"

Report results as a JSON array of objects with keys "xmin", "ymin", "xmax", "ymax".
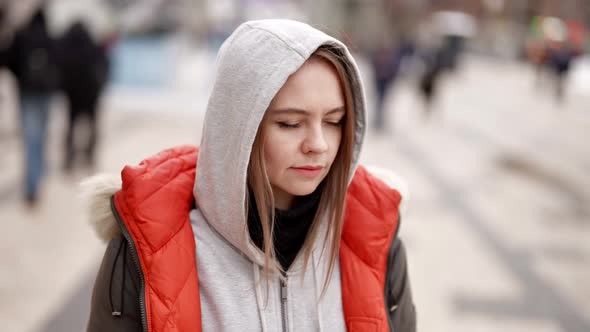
[{"xmin": 2, "ymin": 1, "xmax": 587, "ymax": 53}]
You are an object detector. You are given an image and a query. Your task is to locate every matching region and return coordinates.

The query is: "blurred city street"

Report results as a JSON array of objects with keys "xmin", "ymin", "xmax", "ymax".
[{"xmin": 1, "ymin": 52, "xmax": 589, "ymax": 332}]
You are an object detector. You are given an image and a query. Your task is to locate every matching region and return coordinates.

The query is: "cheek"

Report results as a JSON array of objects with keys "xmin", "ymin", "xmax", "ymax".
[
  {"xmin": 327, "ymin": 129, "xmax": 343, "ymax": 160},
  {"xmin": 263, "ymin": 132, "xmax": 295, "ymax": 174}
]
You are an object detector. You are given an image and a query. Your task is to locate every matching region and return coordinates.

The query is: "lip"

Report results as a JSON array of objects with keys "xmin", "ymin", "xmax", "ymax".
[{"xmin": 291, "ymin": 166, "xmax": 324, "ymax": 178}]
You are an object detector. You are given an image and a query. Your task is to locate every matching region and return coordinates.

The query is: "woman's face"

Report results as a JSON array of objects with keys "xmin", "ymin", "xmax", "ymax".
[{"xmin": 260, "ymin": 56, "xmax": 346, "ymax": 210}]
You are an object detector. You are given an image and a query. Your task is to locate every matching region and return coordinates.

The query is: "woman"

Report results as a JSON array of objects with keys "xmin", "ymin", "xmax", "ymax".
[{"xmin": 86, "ymin": 19, "xmax": 415, "ymax": 331}]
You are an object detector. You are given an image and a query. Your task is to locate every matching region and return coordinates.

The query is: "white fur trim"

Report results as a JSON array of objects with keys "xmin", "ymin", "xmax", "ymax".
[
  {"xmin": 80, "ymin": 174, "xmax": 122, "ymax": 242},
  {"xmin": 365, "ymin": 165, "xmax": 409, "ymax": 216}
]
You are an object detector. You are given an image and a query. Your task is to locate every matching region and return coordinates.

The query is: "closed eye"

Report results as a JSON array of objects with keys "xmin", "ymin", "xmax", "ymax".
[
  {"xmin": 324, "ymin": 120, "xmax": 343, "ymax": 127},
  {"xmin": 277, "ymin": 121, "xmax": 300, "ymax": 129}
]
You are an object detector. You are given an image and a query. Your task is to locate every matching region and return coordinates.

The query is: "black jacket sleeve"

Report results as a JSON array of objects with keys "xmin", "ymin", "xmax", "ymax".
[
  {"xmin": 87, "ymin": 236, "xmax": 143, "ymax": 332},
  {"xmin": 387, "ymin": 237, "xmax": 417, "ymax": 332}
]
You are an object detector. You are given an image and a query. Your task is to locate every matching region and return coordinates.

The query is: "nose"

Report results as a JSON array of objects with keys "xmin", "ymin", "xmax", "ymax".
[{"xmin": 302, "ymin": 124, "xmax": 329, "ymax": 154}]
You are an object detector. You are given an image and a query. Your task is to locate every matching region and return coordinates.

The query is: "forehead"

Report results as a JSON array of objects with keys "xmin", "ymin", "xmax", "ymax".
[{"xmin": 268, "ymin": 56, "xmax": 345, "ymax": 114}]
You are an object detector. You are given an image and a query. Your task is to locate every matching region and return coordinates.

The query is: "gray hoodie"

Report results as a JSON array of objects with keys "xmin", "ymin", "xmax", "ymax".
[{"xmin": 190, "ymin": 19, "xmax": 367, "ymax": 331}]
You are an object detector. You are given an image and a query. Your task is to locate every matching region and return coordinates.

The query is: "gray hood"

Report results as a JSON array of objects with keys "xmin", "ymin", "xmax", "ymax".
[{"xmin": 193, "ymin": 19, "xmax": 367, "ymax": 266}]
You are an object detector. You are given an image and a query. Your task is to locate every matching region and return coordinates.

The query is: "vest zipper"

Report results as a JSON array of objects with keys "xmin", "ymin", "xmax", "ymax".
[
  {"xmin": 280, "ymin": 278, "xmax": 288, "ymax": 332},
  {"xmin": 111, "ymin": 196, "xmax": 148, "ymax": 332}
]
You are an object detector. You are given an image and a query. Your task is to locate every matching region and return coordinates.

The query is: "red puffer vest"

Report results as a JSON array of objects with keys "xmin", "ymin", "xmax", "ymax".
[{"xmin": 113, "ymin": 145, "xmax": 401, "ymax": 332}]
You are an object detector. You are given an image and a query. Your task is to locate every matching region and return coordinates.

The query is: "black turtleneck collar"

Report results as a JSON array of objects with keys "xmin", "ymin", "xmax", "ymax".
[{"xmin": 247, "ymin": 185, "xmax": 322, "ymax": 271}]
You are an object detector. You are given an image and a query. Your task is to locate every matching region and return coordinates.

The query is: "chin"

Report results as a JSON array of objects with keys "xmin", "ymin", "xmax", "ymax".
[{"xmin": 287, "ymin": 182, "xmax": 321, "ymax": 197}]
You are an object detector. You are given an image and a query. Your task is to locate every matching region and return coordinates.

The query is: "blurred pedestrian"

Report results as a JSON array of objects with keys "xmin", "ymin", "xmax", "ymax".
[
  {"xmin": 370, "ymin": 39, "xmax": 413, "ymax": 132},
  {"xmin": 525, "ymin": 39, "xmax": 549, "ymax": 87},
  {"xmin": 6, "ymin": 6, "xmax": 59, "ymax": 205},
  {"xmin": 85, "ymin": 20, "xmax": 416, "ymax": 332},
  {"xmin": 57, "ymin": 21, "xmax": 110, "ymax": 171},
  {"xmin": 546, "ymin": 42, "xmax": 578, "ymax": 103},
  {"xmin": 371, "ymin": 43, "xmax": 398, "ymax": 132},
  {"xmin": 439, "ymin": 35, "xmax": 465, "ymax": 72},
  {"xmin": 418, "ymin": 47, "xmax": 445, "ymax": 117}
]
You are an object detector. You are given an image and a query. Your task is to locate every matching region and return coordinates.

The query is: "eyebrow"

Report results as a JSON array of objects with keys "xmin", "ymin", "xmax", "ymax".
[{"xmin": 270, "ymin": 106, "xmax": 345, "ymax": 115}]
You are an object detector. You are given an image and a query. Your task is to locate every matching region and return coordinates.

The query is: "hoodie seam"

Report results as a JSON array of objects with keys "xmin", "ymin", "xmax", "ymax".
[
  {"xmin": 243, "ymin": 25, "xmax": 308, "ymax": 60},
  {"xmin": 193, "ymin": 209, "xmax": 263, "ymax": 266}
]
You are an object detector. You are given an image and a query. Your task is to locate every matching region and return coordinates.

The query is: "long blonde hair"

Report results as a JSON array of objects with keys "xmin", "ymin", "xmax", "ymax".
[{"xmin": 246, "ymin": 45, "xmax": 356, "ymax": 294}]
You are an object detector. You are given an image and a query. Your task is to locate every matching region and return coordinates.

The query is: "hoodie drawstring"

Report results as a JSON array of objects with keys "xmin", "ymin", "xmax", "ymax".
[
  {"xmin": 311, "ymin": 254, "xmax": 324, "ymax": 332},
  {"xmin": 109, "ymin": 237, "xmax": 127, "ymax": 317},
  {"xmin": 253, "ymin": 263, "xmax": 268, "ymax": 332}
]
